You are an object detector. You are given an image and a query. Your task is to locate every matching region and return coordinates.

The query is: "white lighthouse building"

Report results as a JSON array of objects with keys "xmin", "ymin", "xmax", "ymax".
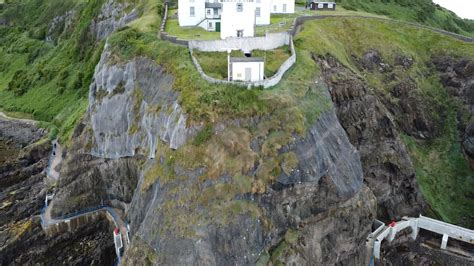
[
  {"xmin": 220, "ymin": 0, "xmax": 256, "ymax": 39},
  {"xmin": 178, "ymin": 0, "xmax": 295, "ymax": 39}
]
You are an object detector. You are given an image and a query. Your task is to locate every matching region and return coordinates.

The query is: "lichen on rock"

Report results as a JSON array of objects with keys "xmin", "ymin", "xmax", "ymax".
[{"xmin": 87, "ymin": 44, "xmax": 195, "ymax": 159}]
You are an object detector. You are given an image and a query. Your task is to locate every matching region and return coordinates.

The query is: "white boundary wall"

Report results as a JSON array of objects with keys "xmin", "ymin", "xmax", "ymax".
[
  {"xmin": 189, "ymin": 32, "xmax": 296, "ymax": 89},
  {"xmin": 189, "ymin": 32, "xmax": 291, "ymax": 53}
]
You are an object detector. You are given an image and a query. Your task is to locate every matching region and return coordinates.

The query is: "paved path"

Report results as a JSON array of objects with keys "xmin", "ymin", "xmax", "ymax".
[
  {"xmin": 40, "ymin": 199, "xmax": 129, "ymax": 258},
  {"xmin": 47, "ymin": 139, "xmax": 62, "ymax": 181},
  {"xmin": 41, "ymin": 200, "xmax": 127, "ymax": 238}
]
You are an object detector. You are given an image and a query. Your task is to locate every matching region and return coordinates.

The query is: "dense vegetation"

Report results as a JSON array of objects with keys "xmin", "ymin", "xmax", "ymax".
[
  {"xmin": 0, "ymin": 0, "xmax": 108, "ymax": 140},
  {"xmin": 335, "ymin": 0, "xmax": 474, "ymax": 37}
]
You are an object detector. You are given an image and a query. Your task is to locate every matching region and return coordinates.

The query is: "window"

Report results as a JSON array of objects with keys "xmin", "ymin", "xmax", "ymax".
[
  {"xmin": 236, "ymin": 3, "xmax": 243, "ymax": 12},
  {"xmin": 209, "ymin": 22, "xmax": 213, "ymax": 29},
  {"xmin": 283, "ymin": 4, "xmax": 286, "ymax": 12},
  {"xmin": 273, "ymin": 5, "xmax": 276, "ymax": 12},
  {"xmin": 190, "ymin": 6, "xmax": 195, "ymax": 16},
  {"xmin": 207, "ymin": 9, "xmax": 211, "ymax": 16},
  {"xmin": 237, "ymin": 30, "xmax": 243, "ymax": 37},
  {"xmin": 256, "ymin": 7, "xmax": 261, "ymax": 17}
]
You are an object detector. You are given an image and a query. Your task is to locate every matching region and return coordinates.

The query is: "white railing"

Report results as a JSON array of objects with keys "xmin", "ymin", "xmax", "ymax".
[{"xmin": 368, "ymin": 215, "xmax": 474, "ymax": 259}]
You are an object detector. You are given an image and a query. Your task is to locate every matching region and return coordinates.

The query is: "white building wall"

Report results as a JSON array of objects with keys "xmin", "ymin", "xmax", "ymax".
[
  {"xmin": 231, "ymin": 61, "xmax": 264, "ymax": 82},
  {"xmin": 220, "ymin": 0, "xmax": 256, "ymax": 39},
  {"xmin": 178, "ymin": 0, "xmax": 206, "ymax": 26},
  {"xmin": 255, "ymin": 0, "xmax": 271, "ymax": 25},
  {"xmin": 270, "ymin": 0, "xmax": 295, "ymax": 14},
  {"xmin": 198, "ymin": 18, "xmax": 220, "ymax": 31}
]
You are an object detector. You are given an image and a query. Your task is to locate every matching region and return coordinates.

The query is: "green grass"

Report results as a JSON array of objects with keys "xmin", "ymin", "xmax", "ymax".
[
  {"xmin": 296, "ymin": 17, "xmax": 474, "ymax": 227},
  {"xmin": 193, "ymin": 46, "xmax": 291, "ymax": 79},
  {"xmin": 0, "ymin": 0, "xmax": 108, "ymax": 141},
  {"xmin": 337, "ymin": 0, "xmax": 474, "ymax": 37},
  {"xmin": 255, "ymin": 6, "xmax": 386, "ymax": 36},
  {"xmin": 164, "ymin": 9, "xmax": 220, "ymax": 40}
]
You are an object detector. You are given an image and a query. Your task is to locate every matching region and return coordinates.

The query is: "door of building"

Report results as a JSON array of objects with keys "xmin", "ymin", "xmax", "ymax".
[
  {"xmin": 216, "ymin": 22, "xmax": 221, "ymax": 32},
  {"xmin": 237, "ymin": 30, "xmax": 243, "ymax": 37},
  {"xmin": 245, "ymin": 67, "xmax": 252, "ymax": 81}
]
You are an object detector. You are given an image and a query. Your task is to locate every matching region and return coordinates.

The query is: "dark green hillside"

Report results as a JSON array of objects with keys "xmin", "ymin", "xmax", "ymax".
[
  {"xmin": 0, "ymin": 0, "xmax": 106, "ymax": 140},
  {"xmin": 336, "ymin": 0, "xmax": 474, "ymax": 37}
]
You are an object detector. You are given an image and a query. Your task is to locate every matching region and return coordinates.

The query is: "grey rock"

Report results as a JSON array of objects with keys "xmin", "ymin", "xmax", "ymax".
[
  {"xmin": 91, "ymin": 0, "xmax": 139, "ymax": 41},
  {"xmin": 0, "ymin": 118, "xmax": 46, "ymax": 148},
  {"xmin": 45, "ymin": 10, "xmax": 76, "ymax": 44},
  {"xmin": 124, "ymin": 103, "xmax": 372, "ymax": 265},
  {"xmin": 88, "ymin": 44, "xmax": 194, "ymax": 159},
  {"xmin": 318, "ymin": 54, "xmax": 426, "ymax": 220}
]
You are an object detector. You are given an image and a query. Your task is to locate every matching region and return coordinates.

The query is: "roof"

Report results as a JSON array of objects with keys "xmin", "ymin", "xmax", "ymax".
[
  {"xmin": 230, "ymin": 57, "xmax": 265, "ymax": 63},
  {"xmin": 205, "ymin": 2, "xmax": 222, "ymax": 8}
]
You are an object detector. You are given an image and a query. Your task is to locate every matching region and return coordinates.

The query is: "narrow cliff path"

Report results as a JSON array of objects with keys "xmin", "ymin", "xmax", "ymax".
[
  {"xmin": 0, "ymin": 111, "xmax": 38, "ymax": 124},
  {"xmin": 46, "ymin": 139, "xmax": 62, "ymax": 181},
  {"xmin": 40, "ymin": 200, "xmax": 129, "ymax": 251}
]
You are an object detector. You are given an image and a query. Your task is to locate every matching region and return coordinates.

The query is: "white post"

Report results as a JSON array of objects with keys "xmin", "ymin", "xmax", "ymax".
[
  {"xmin": 441, "ymin": 234, "xmax": 449, "ymax": 249},
  {"xmin": 411, "ymin": 219, "xmax": 419, "ymax": 240},
  {"xmin": 227, "ymin": 50, "xmax": 231, "ymax": 81},
  {"xmin": 373, "ymin": 240, "xmax": 382, "ymax": 259},
  {"xmin": 388, "ymin": 227, "xmax": 397, "ymax": 242}
]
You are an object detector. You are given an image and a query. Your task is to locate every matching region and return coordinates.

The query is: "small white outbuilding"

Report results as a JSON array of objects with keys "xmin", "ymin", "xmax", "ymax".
[{"xmin": 229, "ymin": 57, "xmax": 265, "ymax": 82}]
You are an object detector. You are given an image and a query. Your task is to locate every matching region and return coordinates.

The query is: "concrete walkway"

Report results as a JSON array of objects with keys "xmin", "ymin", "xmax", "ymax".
[
  {"xmin": 47, "ymin": 139, "xmax": 62, "ymax": 181},
  {"xmin": 40, "ymin": 197, "xmax": 129, "ymax": 260}
]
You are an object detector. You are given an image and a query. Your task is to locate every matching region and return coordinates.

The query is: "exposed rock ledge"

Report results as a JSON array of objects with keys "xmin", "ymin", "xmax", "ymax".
[
  {"xmin": 87, "ymin": 44, "xmax": 195, "ymax": 159},
  {"xmin": 91, "ymin": 0, "xmax": 139, "ymax": 41}
]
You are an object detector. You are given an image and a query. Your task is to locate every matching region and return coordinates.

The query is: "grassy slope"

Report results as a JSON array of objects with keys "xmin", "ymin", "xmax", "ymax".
[
  {"xmin": 297, "ymin": 17, "xmax": 474, "ymax": 227},
  {"xmin": 165, "ymin": 8, "xmax": 219, "ymax": 40},
  {"xmin": 336, "ymin": 0, "xmax": 474, "ymax": 37},
  {"xmin": 194, "ymin": 46, "xmax": 291, "ymax": 79},
  {"xmin": 0, "ymin": 0, "xmax": 107, "ymax": 140}
]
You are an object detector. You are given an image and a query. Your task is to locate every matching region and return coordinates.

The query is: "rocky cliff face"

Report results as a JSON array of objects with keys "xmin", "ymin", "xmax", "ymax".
[
  {"xmin": 50, "ymin": 41, "xmax": 198, "ymax": 217},
  {"xmin": 88, "ymin": 44, "xmax": 194, "ymax": 159},
  {"xmin": 317, "ymin": 54, "xmax": 426, "ymax": 220},
  {"xmin": 91, "ymin": 0, "xmax": 139, "ymax": 41},
  {"xmin": 122, "ymin": 90, "xmax": 376, "ymax": 265},
  {"xmin": 1, "ymin": 1, "xmax": 147, "ymax": 263},
  {"xmin": 49, "ymin": 35, "xmax": 379, "ymax": 263},
  {"xmin": 431, "ymin": 56, "xmax": 474, "ymax": 169},
  {"xmin": 0, "ymin": 118, "xmax": 114, "ymax": 265},
  {"xmin": 35, "ymin": 2, "xmax": 473, "ymax": 264}
]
